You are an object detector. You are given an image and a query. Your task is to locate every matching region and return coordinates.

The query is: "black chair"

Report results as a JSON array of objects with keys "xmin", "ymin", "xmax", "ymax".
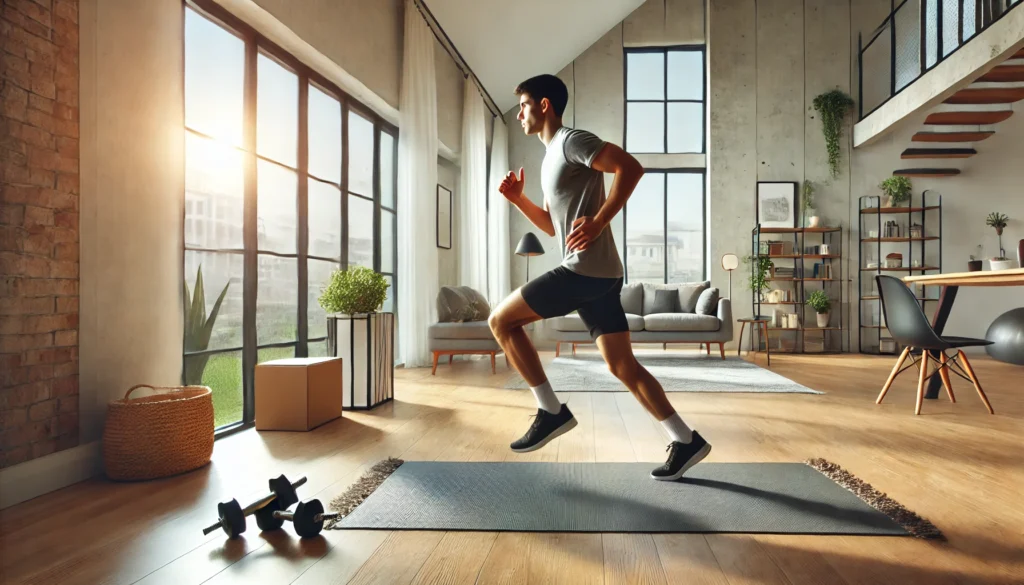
[{"xmin": 875, "ymin": 275, "xmax": 995, "ymax": 415}]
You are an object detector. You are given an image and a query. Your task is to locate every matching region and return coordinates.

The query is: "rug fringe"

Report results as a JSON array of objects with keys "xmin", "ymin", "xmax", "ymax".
[
  {"xmin": 324, "ymin": 457, "xmax": 404, "ymax": 530},
  {"xmin": 805, "ymin": 458, "xmax": 944, "ymax": 540}
]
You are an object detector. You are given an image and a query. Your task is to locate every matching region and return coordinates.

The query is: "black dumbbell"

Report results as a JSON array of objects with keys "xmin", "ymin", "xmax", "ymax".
[
  {"xmin": 253, "ymin": 474, "xmax": 307, "ymax": 532},
  {"xmin": 202, "ymin": 475, "xmax": 307, "ymax": 538},
  {"xmin": 272, "ymin": 498, "xmax": 340, "ymax": 538}
]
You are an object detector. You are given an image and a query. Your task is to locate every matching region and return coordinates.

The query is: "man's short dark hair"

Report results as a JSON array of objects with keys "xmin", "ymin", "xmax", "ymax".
[{"xmin": 514, "ymin": 74, "xmax": 568, "ymax": 118}]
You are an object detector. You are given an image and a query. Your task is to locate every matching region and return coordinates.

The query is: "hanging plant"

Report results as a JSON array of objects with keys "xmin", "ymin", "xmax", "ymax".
[{"xmin": 812, "ymin": 89, "xmax": 855, "ymax": 179}]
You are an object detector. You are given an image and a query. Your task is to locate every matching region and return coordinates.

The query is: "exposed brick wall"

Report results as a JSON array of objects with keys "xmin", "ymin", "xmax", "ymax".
[{"xmin": 1, "ymin": 0, "xmax": 79, "ymax": 469}]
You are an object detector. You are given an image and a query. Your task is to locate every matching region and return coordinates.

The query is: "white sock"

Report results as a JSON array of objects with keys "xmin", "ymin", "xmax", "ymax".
[
  {"xmin": 660, "ymin": 413, "xmax": 693, "ymax": 444},
  {"xmin": 530, "ymin": 380, "xmax": 561, "ymax": 414}
]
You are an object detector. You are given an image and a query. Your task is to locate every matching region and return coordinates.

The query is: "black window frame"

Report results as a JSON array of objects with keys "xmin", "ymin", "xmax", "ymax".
[
  {"xmin": 622, "ymin": 168, "xmax": 707, "ymax": 285},
  {"xmin": 182, "ymin": 0, "xmax": 398, "ymax": 437},
  {"xmin": 623, "ymin": 45, "xmax": 707, "ymax": 155}
]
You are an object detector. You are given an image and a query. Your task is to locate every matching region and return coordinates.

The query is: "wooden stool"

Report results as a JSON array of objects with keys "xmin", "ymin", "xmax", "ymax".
[{"xmin": 737, "ymin": 318, "xmax": 770, "ymax": 366}]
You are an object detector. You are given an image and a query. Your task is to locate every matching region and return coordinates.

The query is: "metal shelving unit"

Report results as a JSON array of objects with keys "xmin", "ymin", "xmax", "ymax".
[
  {"xmin": 858, "ymin": 190, "xmax": 943, "ymax": 355},
  {"xmin": 751, "ymin": 225, "xmax": 844, "ymax": 354}
]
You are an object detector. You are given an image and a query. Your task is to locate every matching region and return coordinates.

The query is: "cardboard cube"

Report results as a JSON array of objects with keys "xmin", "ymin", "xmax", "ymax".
[{"xmin": 255, "ymin": 357, "xmax": 343, "ymax": 431}]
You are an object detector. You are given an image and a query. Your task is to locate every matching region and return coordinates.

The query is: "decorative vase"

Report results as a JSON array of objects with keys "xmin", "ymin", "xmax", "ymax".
[
  {"xmin": 816, "ymin": 312, "xmax": 830, "ymax": 328},
  {"xmin": 968, "ymin": 260, "xmax": 983, "ymax": 272},
  {"xmin": 807, "ymin": 215, "xmax": 821, "ymax": 228}
]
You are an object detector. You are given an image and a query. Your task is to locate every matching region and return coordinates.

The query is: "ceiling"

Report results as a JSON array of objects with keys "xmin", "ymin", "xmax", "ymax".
[{"xmin": 423, "ymin": 0, "xmax": 646, "ymax": 115}]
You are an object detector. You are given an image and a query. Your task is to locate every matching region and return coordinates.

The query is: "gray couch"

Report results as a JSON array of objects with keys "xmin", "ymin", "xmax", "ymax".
[
  {"xmin": 546, "ymin": 281, "xmax": 733, "ymax": 358},
  {"xmin": 427, "ymin": 286, "xmax": 505, "ymax": 375}
]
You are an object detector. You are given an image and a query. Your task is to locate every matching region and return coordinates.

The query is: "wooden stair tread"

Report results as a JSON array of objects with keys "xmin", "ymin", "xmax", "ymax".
[
  {"xmin": 978, "ymin": 65, "xmax": 1024, "ymax": 83},
  {"xmin": 901, "ymin": 148, "xmax": 976, "ymax": 159},
  {"xmin": 912, "ymin": 131, "xmax": 994, "ymax": 142},
  {"xmin": 944, "ymin": 88, "xmax": 1024, "ymax": 104},
  {"xmin": 1015, "ymin": 48, "xmax": 1024, "ymax": 59},
  {"xmin": 894, "ymin": 168, "xmax": 961, "ymax": 177},
  {"xmin": 924, "ymin": 110, "xmax": 1013, "ymax": 125}
]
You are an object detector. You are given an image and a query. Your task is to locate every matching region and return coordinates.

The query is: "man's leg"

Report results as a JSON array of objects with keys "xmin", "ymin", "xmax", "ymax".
[
  {"xmin": 595, "ymin": 332, "xmax": 690, "ymax": 441},
  {"xmin": 488, "ymin": 289, "xmax": 558, "ymax": 413},
  {"xmin": 489, "ymin": 270, "xmax": 580, "ymax": 453}
]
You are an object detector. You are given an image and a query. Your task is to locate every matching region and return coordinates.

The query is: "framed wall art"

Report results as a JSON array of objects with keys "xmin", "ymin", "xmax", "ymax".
[{"xmin": 756, "ymin": 181, "xmax": 797, "ymax": 229}]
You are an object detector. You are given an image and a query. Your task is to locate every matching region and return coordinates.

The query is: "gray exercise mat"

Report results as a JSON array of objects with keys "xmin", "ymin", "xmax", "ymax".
[{"xmin": 333, "ymin": 461, "xmax": 908, "ymax": 536}]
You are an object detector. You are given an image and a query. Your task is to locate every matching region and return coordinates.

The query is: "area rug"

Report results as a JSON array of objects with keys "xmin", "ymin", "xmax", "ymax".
[
  {"xmin": 502, "ymin": 352, "xmax": 822, "ymax": 394},
  {"xmin": 324, "ymin": 458, "xmax": 942, "ymax": 539}
]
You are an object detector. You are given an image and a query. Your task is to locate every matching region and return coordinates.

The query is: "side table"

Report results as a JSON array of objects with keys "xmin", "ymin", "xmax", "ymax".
[{"xmin": 737, "ymin": 318, "xmax": 770, "ymax": 366}]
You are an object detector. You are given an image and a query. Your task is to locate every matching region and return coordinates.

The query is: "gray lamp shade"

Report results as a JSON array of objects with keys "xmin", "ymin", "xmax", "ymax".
[{"xmin": 516, "ymin": 232, "xmax": 545, "ymax": 256}]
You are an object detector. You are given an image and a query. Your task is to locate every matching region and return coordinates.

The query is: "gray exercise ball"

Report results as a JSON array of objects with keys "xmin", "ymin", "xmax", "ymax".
[{"xmin": 985, "ymin": 308, "xmax": 1024, "ymax": 366}]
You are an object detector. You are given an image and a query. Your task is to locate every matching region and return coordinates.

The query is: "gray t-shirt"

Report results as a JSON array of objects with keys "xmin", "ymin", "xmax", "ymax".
[{"xmin": 540, "ymin": 126, "xmax": 624, "ymax": 279}]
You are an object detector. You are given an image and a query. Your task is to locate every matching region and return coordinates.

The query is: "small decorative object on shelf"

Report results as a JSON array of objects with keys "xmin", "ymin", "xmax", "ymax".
[
  {"xmin": 858, "ymin": 190, "xmax": 942, "ymax": 354},
  {"xmin": 806, "ymin": 290, "xmax": 831, "ymax": 328},
  {"xmin": 319, "ymin": 267, "xmax": 395, "ymax": 410}
]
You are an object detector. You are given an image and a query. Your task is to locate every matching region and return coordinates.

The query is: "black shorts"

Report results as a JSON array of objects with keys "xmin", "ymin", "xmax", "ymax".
[{"xmin": 521, "ymin": 266, "xmax": 629, "ymax": 339}]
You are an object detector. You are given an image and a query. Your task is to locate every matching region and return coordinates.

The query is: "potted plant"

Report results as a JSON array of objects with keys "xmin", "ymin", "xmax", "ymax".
[
  {"xmin": 318, "ymin": 266, "xmax": 390, "ymax": 315},
  {"xmin": 745, "ymin": 254, "xmax": 773, "ymax": 304},
  {"xmin": 806, "ymin": 289, "xmax": 831, "ymax": 328},
  {"xmin": 968, "ymin": 245, "xmax": 983, "ymax": 272},
  {"xmin": 318, "ymin": 266, "xmax": 393, "ymax": 410},
  {"xmin": 985, "ymin": 212, "xmax": 1014, "ymax": 270},
  {"xmin": 812, "ymin": 89, "xmax": 855, "ymax": 179},
  {"xmin": 879, "ymin": 176, "xmax": 912, "ymax": 208},
  {"xmin": 802, "ymin": 181, "xmax": 821, "ymax": 228}
]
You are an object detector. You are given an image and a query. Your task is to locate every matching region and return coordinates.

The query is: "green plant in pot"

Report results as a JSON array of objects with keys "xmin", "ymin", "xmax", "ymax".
[
  {"xmin": 318, "ymin": 266, "xmax": 390, "ymax": 315},
  {"xmin": 745, "ymin": 254, "xmax": 774, "ymax": 307},
  {"xmin": 802, "ymin": 180, "xmax": 821, "ymax": 228},
  {"xmin": 812, "ymin": 89, "xmax": 855, "ymax": 179},
  {"xmin": 879, "ymin": 176, "xmax": 912, "ymax": 208},
  {"xmin": 985, "ymin": 212, "xmax": 1013, "ymax": 270},
  {"xmin": 806, "ymin": 289, "xmax": 831, "ymax": 328}
]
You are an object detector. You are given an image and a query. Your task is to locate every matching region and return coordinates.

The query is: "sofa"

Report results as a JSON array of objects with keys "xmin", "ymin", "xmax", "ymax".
[
  {"xmin": 427, "ymin": 285, "xmax": 505, "ymax": 375},
  {"xmin": 545, "ymin": 281, "xmax": 733, "ymax": 358}
]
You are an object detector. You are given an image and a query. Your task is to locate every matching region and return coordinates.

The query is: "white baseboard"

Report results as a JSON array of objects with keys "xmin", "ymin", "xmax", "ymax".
[{"xmin": 0, "ymin": 441, "xmax": 103, "ymax": 510}]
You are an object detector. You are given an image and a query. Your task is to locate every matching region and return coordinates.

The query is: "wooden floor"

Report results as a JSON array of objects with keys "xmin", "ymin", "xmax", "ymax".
[{"xmin": 2, "ymin": 349, "xmax": 1023, "ymax": 585}]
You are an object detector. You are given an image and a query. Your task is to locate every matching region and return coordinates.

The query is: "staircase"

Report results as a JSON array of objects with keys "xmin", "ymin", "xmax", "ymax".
[{"xmin": 894, "ymin": 47, "xmax": 1024, "ymax": 179}]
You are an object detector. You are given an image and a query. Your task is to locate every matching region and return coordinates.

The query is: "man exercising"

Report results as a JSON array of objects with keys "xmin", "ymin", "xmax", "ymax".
[{"xmin": 488, "ymin": 74, "xmax": 710, "ymax": 480}]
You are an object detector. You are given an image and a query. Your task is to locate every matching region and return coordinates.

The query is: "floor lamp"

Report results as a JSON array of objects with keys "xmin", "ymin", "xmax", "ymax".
[
  {"xmin": 516, "ymin": 232, "xmax": 545, "ymax": 281},
  {"xmin": 722, "ymin": 253, "xmax": 739, "ymax": 299}
]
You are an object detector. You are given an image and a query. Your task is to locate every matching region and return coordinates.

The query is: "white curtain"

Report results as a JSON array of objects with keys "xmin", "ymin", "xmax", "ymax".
[
  {"xmin": 396, "ymin": 0, "xmax": 438, "ymax": 368},
  {"xmin": 487, "ymin": 118, "xmax": 511, "ymax": 307},
  {"xmin": 458, "ymin": 78, "xmax": 489, "ymax": 295}
]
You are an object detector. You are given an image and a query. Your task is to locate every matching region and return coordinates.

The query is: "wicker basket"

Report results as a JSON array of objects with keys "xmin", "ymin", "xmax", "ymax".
[{"xmin": 102, "ymin": 384, "xmax": 215, "ymax": 481}]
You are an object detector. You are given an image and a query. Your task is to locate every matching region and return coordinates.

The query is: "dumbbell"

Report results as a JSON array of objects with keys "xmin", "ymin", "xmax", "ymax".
[
  {"xmin": 253, "ymin": 474, "xmax": 308, "ymax": 532},
  {"xmin": 202, "ymin": 475, "xmax": 307, "ymax": 538},
  {"xmin": 272, "ymin": 498, "xmax": 340, "ymax": 538}
]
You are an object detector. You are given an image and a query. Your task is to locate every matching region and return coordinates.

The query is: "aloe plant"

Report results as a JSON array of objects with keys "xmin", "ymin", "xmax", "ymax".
[{"xmin": 183, "ymin": 264, "xmax": 230, "ymax": 385}]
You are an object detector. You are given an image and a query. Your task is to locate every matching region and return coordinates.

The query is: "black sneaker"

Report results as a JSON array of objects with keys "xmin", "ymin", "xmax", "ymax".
[
  {"xmin": 651, "ymin": 431, "xmax": 711, "ymax": 481},
  {"xmin": 510, "ymin": 404, "xmax": 577, "ymax": 453}
]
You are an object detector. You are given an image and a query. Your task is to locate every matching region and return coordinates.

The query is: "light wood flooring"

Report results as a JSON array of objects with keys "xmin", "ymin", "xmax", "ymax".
[{"xmin": 1, "ymin": 349, "xmax": 1023, "ymax": 585}]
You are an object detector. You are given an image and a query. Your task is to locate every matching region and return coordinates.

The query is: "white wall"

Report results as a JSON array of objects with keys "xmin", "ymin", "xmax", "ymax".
[{"xmin": 79, "ymin": 0, "xmax": 184, "ymax": 445}]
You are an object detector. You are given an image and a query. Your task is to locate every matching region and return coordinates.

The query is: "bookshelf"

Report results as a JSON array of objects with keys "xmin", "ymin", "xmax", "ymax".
[
  {"xmin": 858, "ymin": 190, "xmax": 943, "ymax": 355},
  {"xmin": 750, "ymin": 225, "xmax": 844, "ymax": 354}
]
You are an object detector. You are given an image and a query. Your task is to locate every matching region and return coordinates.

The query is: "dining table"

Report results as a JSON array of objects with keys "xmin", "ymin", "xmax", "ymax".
[{"xmin": 903, "ymin": 267, "xmax": 1024, "ymax": 399}]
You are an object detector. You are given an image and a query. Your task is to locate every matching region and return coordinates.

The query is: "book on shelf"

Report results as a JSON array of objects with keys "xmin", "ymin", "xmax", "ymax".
[{"xmin": 812, "ymin": 263, "xmax": 833, "ymax": 279}]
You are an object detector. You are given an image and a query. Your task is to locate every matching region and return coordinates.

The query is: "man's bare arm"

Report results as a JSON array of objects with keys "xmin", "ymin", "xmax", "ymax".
[
  {"xmin": 591, "ymin": 143, "xmax": 644, "ymax": 228},
  {"xmin": 498, "ymin": 167, "xmax": 556, "ymax": 237}
]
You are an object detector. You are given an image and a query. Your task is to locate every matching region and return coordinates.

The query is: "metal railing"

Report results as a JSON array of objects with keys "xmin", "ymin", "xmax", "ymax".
[{"xmin": 858, "ymin": 0, "xmax": 1023, "ymax": 120}]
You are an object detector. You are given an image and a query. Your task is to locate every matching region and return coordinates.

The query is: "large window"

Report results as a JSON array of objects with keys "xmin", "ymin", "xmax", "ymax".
[
  {"xmin": 183, "ymin": 2, "xmax": 397, "ymax": 432},
  {"xmin": 624, "ymin": 47, "xmax": 705, "ymax": 154},
  {"xmin": 622, "ymin": 170, "xmax": 706, "ymax": 285}
]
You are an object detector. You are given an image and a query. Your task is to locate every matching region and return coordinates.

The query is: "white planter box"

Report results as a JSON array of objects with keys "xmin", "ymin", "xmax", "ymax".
[{"xmin": 327, "ymin": 312, "xmax": 395, "ymax": 410}]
